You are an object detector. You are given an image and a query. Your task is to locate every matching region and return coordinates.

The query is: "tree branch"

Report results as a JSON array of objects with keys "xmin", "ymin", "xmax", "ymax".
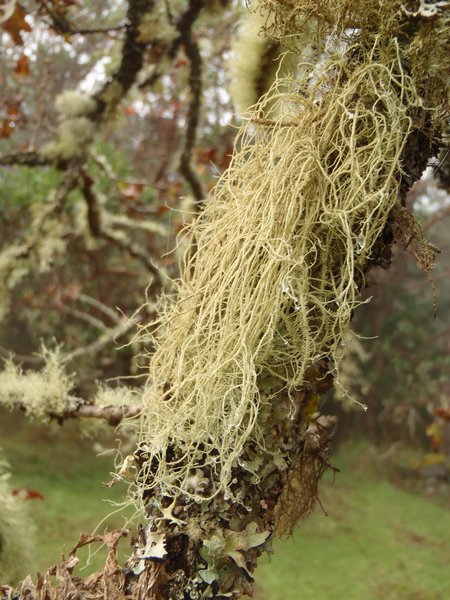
[
  {"xmin": 53, "ymin": 398, "xmax": 141, "ymax": 426},
  {"xmin": 80, "ymin": 171, "xmax": 163, "ymax": 284},
  {"xmin": 0, "ymin": 151, "xmax": 51, "ymax": 167},
  {"xmin": 38, "ymin": 0, "xmax": 126, "ymax": 36},
  {"xmin": 94, "ymin": 0, "xmax": 155, "ymax": 118},
  {"xmin": 178, "ymin": 1, "xmax": 205, "ymax": 204}
]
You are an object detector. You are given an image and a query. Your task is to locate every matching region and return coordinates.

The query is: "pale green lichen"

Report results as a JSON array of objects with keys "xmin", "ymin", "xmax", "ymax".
[
  {"xmin": 0, "ymin": 246, "xmax": 29, "ymax": 321},
  {"xmin": 42, "ymin": 90, "xmax": 98, "ymax": 161},
  {"xmin": 97, "ymin": 80, "xmax": 124, "ymax": 117},
  {"xmin": 0, "ymin": 452, "xmax": 35, "ymax": 585},
  {"xmin": 136, "ymin": 33, "xmax": 421, "ymax": 503},
  {"xmin": 54, "ymin": 90, "xmax": 97, "ymax": 118},
  {"xmin": 137, "ymin": 9, "xmax": 177, "ymax": 45},
  {"xmin": 42, "ymin": 117, "xmax": 96, "ymax": 161},
  {"xmin": 0, "ymin": 208, "xmax": 66, "ymax": 321},
  {"xmin": 228, "ymin": 3, "xmax": 309, "ymax": 113},
  {"xmin": 93, "ymin": 383, "xmax": 142, "ymax": 409},
  {"xmin": 0, "ymin": 349, "xmax": 73, "ymax": 419}
]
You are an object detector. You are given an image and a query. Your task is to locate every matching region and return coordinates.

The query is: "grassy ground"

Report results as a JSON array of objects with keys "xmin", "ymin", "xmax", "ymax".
[
  {"xmin": 254, "ymin": 451, "xmax": 450, "ymax": 600},
  {"xmin": 1, "ymin": 410, "xmax": 449, "ymax": 598},
  {"xmin": 0, "ymin": 410, "xmax": 133, "ymax": 577}
]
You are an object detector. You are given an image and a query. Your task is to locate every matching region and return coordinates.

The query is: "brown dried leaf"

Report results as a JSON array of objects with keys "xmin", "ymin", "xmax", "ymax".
[
  {"xmin": 14, "ymin": 54, "xmax": 29, "ymax": 76},
  {"xmin": 1, "ymin": 3, "xmax": 32, "ymax": 45}
]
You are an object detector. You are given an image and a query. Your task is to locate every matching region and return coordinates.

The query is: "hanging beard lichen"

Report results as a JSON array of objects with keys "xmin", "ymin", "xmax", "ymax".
[
  {"xmin": 131, "ymin": 26, "xmax": 429, "ymax": 508},
  {"xmin": 128, "ymin": 1, "xmax": 448, "ymax": 518}
]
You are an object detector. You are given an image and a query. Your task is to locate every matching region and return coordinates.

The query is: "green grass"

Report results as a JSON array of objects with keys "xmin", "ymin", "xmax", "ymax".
[
  {"xmin": 1, "ymin": 411, "xmax": 450, "ymax": 599},
  {"xmin": 254, "ymin": 448, "xmax": 450, "ymax": 600},
  {"xmin": 0, "ymin": 410, "xmax": 133, "ymax": 577}
]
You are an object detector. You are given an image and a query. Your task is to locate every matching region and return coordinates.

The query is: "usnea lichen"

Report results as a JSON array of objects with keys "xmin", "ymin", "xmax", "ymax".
[
  {"xmin": 228, "ymin": 4, "xmax": 302, "ymax": 113},
  {"xmin": 135, "ymin": 32, "xmax": 424, "ymax": 505},
  {"xmin": 0, "ymin": 349, "xmax": 73, "ymax": 419},
  {"xmin": 137, "ymin": 8, "xmax": 177, "ymax": 45},
  {"xmin": 42, "ymin": 117, "xmax": 96, "ymax": 161},
  {"xmin": 126, "ymin": 3, "xmax": 448, "ymax": 543},
  {"xmin": 42, "ymin": 90, "xmax": 97, "ymax": 161},
  {"xmin": 54, "ymin": 90, "xmax": 97, "ymax": 118}
]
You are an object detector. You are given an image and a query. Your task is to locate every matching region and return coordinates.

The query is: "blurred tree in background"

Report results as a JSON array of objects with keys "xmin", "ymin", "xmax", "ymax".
[{"xmin": 334, "ymin": 177, "xmax": 450, "ymax": 455}]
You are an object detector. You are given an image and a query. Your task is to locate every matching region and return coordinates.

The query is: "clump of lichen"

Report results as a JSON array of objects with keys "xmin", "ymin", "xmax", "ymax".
[
  {"xmin": 0, "ymin": 452, "xmax": 35, "ymax": 585},
  {"xmin": 136, "ymin": 35, "xmax": 420, "ymax": 504},
  {"xmin": 228, "ymin": 3, "xmax": 301, "ymax": 113},
  {"xmin": 54, "ymin": 90, "xmax": 97, "ymax": 118},
  {"xmin": 0, "ymin": 349, "xmax": 73, "ymax": 419},
  {"xmin": 137, "ymin": 7, "xmax": 177, "ymax": 45},
  {"xmin": 0, "ymin": 204, "xmax": 66, "ymax": 321},
  {"xmin": 43, "ymin": 90, "xmax": 97, "ymax": 161},
  {"xmin": 131, "ymin": 1, "xmax": 448, "ymax": 512}
]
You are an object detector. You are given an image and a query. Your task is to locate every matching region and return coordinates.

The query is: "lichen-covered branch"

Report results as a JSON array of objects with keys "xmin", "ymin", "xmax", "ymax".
[
  {"xmin": 53, "ymin": 398, "xmax": 141, "ymax": 426},
  {"xmin": 0, "ymin": 152, "xmax": 50, "ymax": 167},
  {"xmin": 0, "ymin": 351, "xmax": 142, "ymax": 425}
]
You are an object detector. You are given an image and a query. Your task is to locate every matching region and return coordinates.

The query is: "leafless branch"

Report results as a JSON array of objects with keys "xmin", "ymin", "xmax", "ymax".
[
  {"xmin": 76, "ymin": 292, "xmax": 124, "ymax": 325},
  {"xmin": 422, "ymin": 203, "xmax": 450, "ymax": 231},
  {"xmin": 178, "ymin": 1, "xmax": 205, "ymax": 204},
  {"xmin": 80, "ymin": 171, "xmax": 163, "ymax": 284},
  {"xmin": 60, "ymin": 318, "xmax": 135, "ymax": 363},
  {"xmin": 0, "ymin": 151, "xmax": 50, "ymax": 167},
  {"xmin": 0, "ymin": 318, "xmax": 134, "ymax": 367},
  {"xmin": 94, "ymin": 0, "xmax": 156, "ymax": 118},
  {"xmin": 38, "ymin": 0, "xmax": 126, "ymax": 36},
  {"xmin": 54, "ymin": 397, "xmax": 141, "ymax": 426},
  {"xmin": 57, "ymin": 304, "xmax": 111, "ymax": 332}
]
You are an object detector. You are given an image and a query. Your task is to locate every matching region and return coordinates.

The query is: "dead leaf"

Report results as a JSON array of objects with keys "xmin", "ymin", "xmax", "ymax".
[
  {"xmin": 0, "ymin": 119, "xmax": 13, "ymax": 139},
  {"xmin": 1, "ymin": 3, "xmax": 32, "ymax": 45},
  {"xmin": 14, "ymin": 54, "xmax": 29, "ymax": 76}
]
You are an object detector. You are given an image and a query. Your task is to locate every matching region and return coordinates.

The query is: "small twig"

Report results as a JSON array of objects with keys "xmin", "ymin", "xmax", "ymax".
[
  {"xmin": 80, "ymin": 170, "xmax": 163, "ymax": 283},
  {"xmin": 60, "ymin": 318, "xmax": 135, "ymax": 363},
  {"xmin": 57, "ymin": 304, "xmax": 110, "ymax": 333},
  {"xmin": 76, "ymin": 292, "xmax": 123, "ymax": 325},
  {"xmin": 39, "ymin": 0, "xmax": 125, "ymax": 36},
  {"xmin": 422, "ymin": 203, "xmax": 450, "ymax": 231},
  {"xmin": 90, "ymin": 151, "xmax": 166, "ymax": 193},
  {"xmin": 0, "ymin": 319, "xmax": 134, "ymax": 367},
  {"xmin": 54, "ymin": 398, "xmax": 141, "ymax": 426},
  {"xmin": 101, "ymin": 228, "xmax": 161, "ymax": 279},
  {"xmin": 178, "ymin": 7, "xmax": 205, "ymax": 204},
  {"xmin": 0, "ymin": 151, "xmax": 50, "ymax": 167}
]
